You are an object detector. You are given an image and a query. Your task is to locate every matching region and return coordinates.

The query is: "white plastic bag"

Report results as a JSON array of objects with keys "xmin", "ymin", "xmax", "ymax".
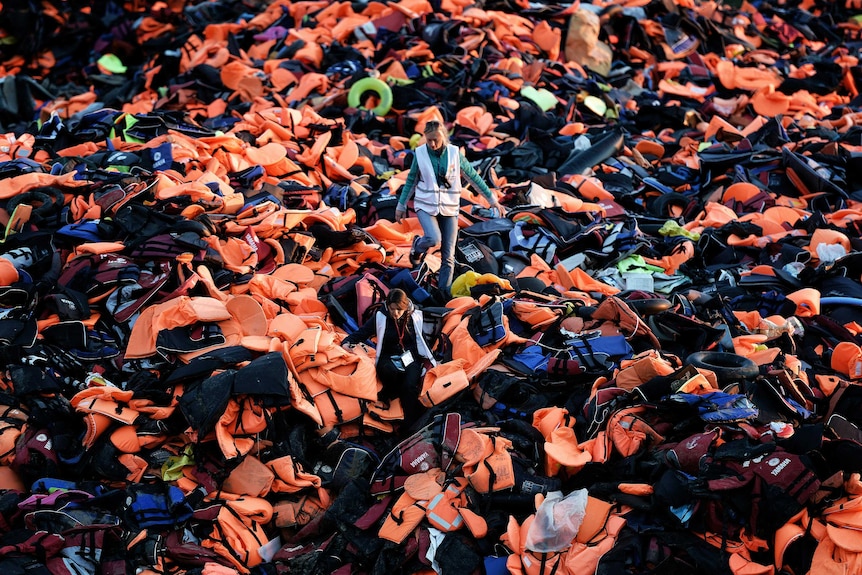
[
  {"xmin": 524, "ymin": 489, "xmax": 589, "ymax": 553},
  {"xmin": 817, "ymin": 243, "xmax": 847, "ymax": 264}
]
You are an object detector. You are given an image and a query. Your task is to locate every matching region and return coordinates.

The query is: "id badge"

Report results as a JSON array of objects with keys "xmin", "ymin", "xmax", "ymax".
[{"xmin": 400, "ymin": 350, "xmax": 414, "ymax": 367}]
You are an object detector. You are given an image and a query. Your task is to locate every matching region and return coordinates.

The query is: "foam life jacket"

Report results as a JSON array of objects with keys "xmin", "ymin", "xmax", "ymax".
[
  {"xmin": 202, "ymin": 494, "xmax": 272, "ymax": 574},
  {"xmin": 289, "ymin": 325, "xmax": 329, "ymax": 372},
  {"xmin": 413, "ymin": 143, "xmax": 461, "ymax": 217},
  {"xmin": 378, "ymin": 491, "xmax": 427, "ymax": 543},
  {"xmin": 532, "ymin": 406, "xmax": 591, "ymax": 475},
  {"xmin": 420, "ymin": 359, "xmax": 469, "ymax": 407},
  {"xmin": 222, "ymin": 455, "xmax": 275, "ymax": 498},
  {"xmin": 564, "ymin": 511, "xmax": 628, "ymax": 574},
  {"xmin": 72, "ymin": 387, "xmax": 141, "ymax": 450},
  {"xmin": 424, "ymin": 477, "xmax": 468, "ymax": 532},
  {"xmin": 302, "ymin": 378, "xmax": 368, "ymax": 427},
  {"xmin": 290, "ymin": 325, "xmax": 380, "ymax": 400},
  {"xmin": 775, "ymin": 499, "xmax": 862, "ymax": 575},
  {"xmin": 457, "ymin": 428, "xmax": 516, "ymax": 493},
  {"xmin": 274, "ymin": 342, "xmax": 324, "ymax": 426},
  {"xmin": 267, "ymin": 455, "xmax": 322, "ymax": 494},
  {"xmin": 607, "ymin": 405, "xmax": 666, "ymax": 458},
  {"xmin": 588, "ymin": 295, "xmax": 661, "ymax": 349},
  {"xmin": 272, "ymin": 492, "xmax": 328, "ymax": 528},
  {"xmin": 614, "ymin": 349, "xmax": 680, "ymax": 390},
  {"xmin": 727, "ymin": 553, "xmax": 774, "ymax": 575},
  {"xmin": 510, "ymin": 299, "xmax": 561, "ymax": 329},
  {"xmin": 503, "ymin": 514, "xmax": 566, "ymax": 575},
  {"xmin": 215, "ymin": 397, "xmax": 269, "ymax": 460}
]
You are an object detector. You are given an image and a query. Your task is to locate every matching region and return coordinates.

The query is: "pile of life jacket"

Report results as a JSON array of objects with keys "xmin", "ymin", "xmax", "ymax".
[{"xmin": 5, "ymin": 0, "xmax": 862, "ymax": 574}]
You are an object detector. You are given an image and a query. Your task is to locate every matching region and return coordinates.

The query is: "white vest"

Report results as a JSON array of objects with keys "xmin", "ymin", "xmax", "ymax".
[
  {"xmin": 413, "ymin": 144, "xmax": 461, "ymax": 217},
  {"xmin": 374, "ymin": 308, "xmax": 436, "ymax": 366}
]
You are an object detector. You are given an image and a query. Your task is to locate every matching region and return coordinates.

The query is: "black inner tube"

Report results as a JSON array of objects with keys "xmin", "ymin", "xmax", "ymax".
[
  {"xmin": 6, "ymin": 186, "xmax": 65, "ymax": 223},
  {"xmin": 686, "ymin": 351, "xmax": 760, "ymax": 381}
]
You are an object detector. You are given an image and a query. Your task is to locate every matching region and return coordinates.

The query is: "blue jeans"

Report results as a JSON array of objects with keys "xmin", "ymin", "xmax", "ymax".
[{"xmin": 416, "ymin": 209, "xmax": 458, "ymax": 291}]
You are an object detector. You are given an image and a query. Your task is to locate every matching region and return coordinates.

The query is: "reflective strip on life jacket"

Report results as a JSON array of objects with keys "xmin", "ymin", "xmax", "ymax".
[{"xmin": 425, "ymin": 492, "xmax": 463, "ymax": 532}]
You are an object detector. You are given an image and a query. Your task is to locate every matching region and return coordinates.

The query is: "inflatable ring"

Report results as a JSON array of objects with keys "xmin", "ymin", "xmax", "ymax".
[
  {"xmin": 686, "ymin": 351, "xmax": 760, "ymax": 382},
  {"xmin": 348, "ymin": 77, "xmax": 393, "ymax": 116},
  {"xmin": 6, "ymin": 186, "xmax": 65, "ymax": 223}
]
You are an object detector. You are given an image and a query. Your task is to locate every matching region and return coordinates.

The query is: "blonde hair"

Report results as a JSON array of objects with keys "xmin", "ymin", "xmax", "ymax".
[{"xmin": 423, "ymin": 120, "xmax": 444, "ymax": 134}]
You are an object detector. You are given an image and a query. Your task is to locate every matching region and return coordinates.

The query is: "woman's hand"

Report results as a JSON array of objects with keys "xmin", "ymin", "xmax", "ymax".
[
  {"xmin": 489, "ymin": 198, "xmax": 506, "ymax": 217},
  {"xmin": 395, "ymin": 203, "xmax": 407, "ymax": 221}
]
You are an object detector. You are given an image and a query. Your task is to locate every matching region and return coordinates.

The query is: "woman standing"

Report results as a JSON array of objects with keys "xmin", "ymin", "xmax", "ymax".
[
  {"xmin": 342, "ymin": 288, "xmax": 435, "ymax": 422},
  {"xmin": 394, "ymin": 121, "xmax": 503, "ymax": 296}
]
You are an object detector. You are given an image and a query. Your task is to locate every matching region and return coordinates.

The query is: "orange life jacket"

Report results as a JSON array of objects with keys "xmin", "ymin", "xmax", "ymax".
[
  {"xmin": 502, "ymin": 514, "xmax": 567, "ymax": 575},
  {"xmin": 607, "ymin": 405, "xmax": 666, "ymax": 458},
  {"xmin": 267, "ymin": 455, "xmax": 322, "ymax": 493},
  {"xmin": 222, "ymin": 456, "xmax": 275, "ymax": 497},
  {"xmin": 424, "ymin": 478, "xmax": 468, "ymax": 533},
  {"xmin": 457, "ymin": 428, "xmax": 515, "ymax": 493},
  {"xmin": 201, "ymin": 494, "xmax": 273, "ymax": 574},
  {"xmin": 272, "ymin": 491, "xmax": 329, "ymax": 528},
  {"xmin": 563, "ymin": 514, "xmax": 627, "ymax": 574},
  {"xmin": 614, "ymin": 349, "xmax": 681, "ymax": 390},
  {"xmin": 215, "ymin": 397, "xmax": 270, "ymax": 460},
  {"xmin": 532, "ymin": 406, "xmax": 590, "ymax": 476},
  {"xmin": 420, "ymin": 360, "xmax": 470, "ymax": 408},
  {"xmin": 289, "ymin": 326, "xmax": 380, "ymax": 401},
  {"xmin": 378, "ymin": 491, "xmax": 427, "ymax": 544}
]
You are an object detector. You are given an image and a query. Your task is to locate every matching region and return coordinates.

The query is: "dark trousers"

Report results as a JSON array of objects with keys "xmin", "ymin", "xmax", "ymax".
[{"xmin": 377, "ymin": 357, "xmax": 424, "ymax": 423}]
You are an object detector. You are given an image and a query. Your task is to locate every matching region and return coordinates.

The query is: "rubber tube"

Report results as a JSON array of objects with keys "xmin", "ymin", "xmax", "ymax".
[
  {"xmin": 556, "ymin": 129, "xmax": 623, "ymax": 176},
  {"xmin": 686, "ymin": 351, "xmax": 760, "ymax": 382},
  {"xmin": 5, "ymin": 186, "xmax": 65, "ymax": 222},
  {"xmin": 348, "ymin": 77, "xmax": 393, "ymax": 116}
]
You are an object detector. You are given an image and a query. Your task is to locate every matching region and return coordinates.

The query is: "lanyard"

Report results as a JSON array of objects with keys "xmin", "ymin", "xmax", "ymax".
[{"xmin": 393, "ymin": 316, "xmax": 409, "ymax": 350}]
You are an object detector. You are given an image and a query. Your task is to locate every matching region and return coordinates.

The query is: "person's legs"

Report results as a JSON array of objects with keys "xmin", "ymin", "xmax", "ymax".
[
  {"xmin": 399, "ymin": 361, "xmax": 424, "ymax": 424},
  {"xmin": 376, "ymin": 359, "xmax": 402, "ymax": 402},
  {"xmin": 436, "ymin": 214, "xmax": 459, "ymax": 291},
  {"xmin": 414, "ymin": 209, "xmax": 441, "ymax": 253}
]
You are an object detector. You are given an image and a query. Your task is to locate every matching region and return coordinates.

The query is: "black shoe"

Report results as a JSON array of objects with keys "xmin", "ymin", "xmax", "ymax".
[{"xmin": 409, "ymin": 236, "xmax": 424, "ymax": 267}]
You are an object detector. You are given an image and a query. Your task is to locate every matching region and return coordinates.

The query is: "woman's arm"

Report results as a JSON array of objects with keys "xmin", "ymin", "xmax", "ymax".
[
  {"xmin": 342, "ymin": 314, "xmax": 376, "ymax": 345},
  {"xmin": 459, "ymin": 153, "xmax": 503, "ymax": 212},
  {"xmin": 395, "ymin": 158, "xmax": 421, "ymax": 220}
]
